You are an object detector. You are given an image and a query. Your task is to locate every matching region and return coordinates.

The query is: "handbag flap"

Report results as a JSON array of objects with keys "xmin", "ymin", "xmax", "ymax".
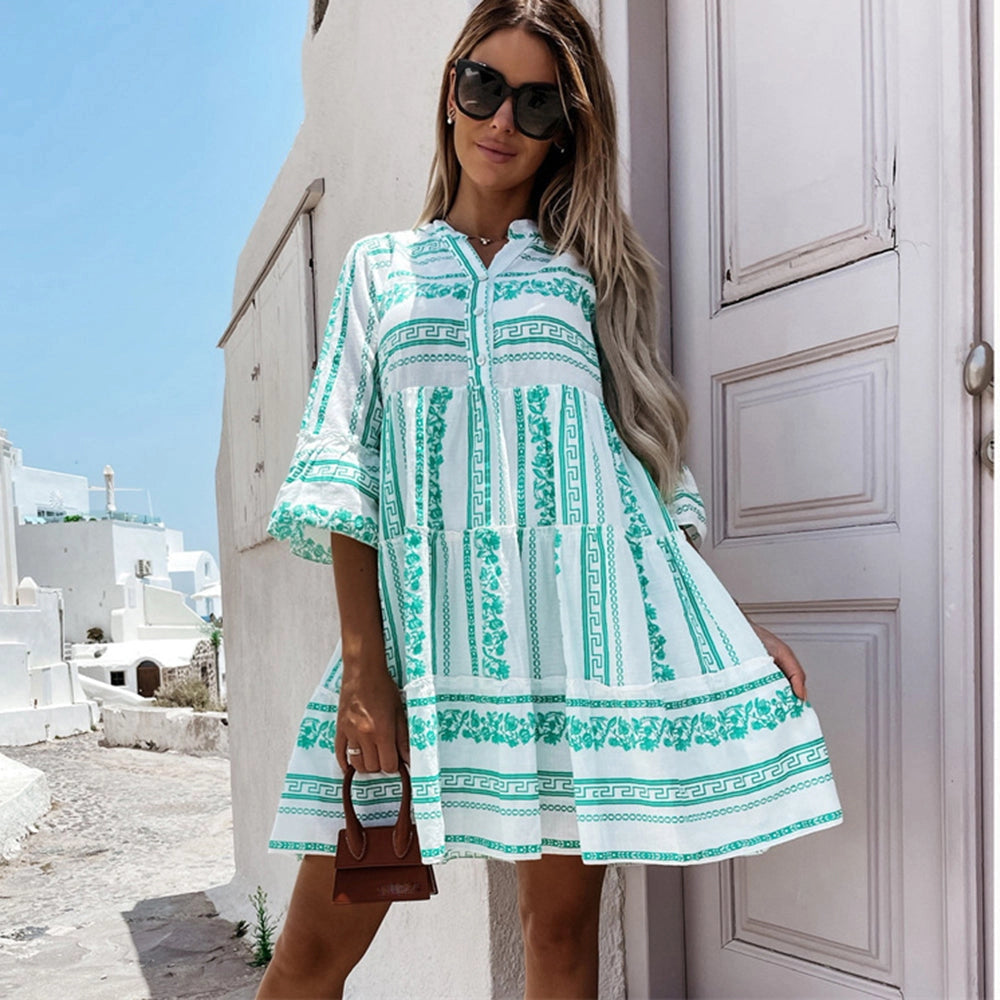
[{"xmin": 334, "ymin": 824, "xmax": 425, "ymax": 870}]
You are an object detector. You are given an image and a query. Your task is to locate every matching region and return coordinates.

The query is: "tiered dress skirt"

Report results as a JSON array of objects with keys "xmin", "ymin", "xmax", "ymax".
[{"xmin": 266, "ymin": 380, "xmax": 843, "ymax": 866}]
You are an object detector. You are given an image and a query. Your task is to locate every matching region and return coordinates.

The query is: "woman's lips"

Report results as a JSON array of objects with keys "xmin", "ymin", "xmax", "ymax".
[{"xmin": 476, "ymin": 142, "xmax": 516, "ymax": 164}]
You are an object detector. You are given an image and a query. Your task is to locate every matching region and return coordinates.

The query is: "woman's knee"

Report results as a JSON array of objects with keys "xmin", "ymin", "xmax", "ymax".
[
  {"xmin": 268, "ymin": 920, "xmax": 341, "ymax": 980},
  {"xmin": 519, "ymin": 897, "xmax": 601, "ymax": 952},
  {"xmin": 265, "ymin": 856, "xmax": 391, "ymax": 979},
  {"xmin": 516, "ymin": 856, "xmax": 606, "ymax": 955}
]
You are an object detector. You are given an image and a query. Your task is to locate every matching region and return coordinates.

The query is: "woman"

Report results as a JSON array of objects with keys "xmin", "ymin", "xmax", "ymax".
[{"xmin": 258, "ymin": 2, "xmax": 843, "ymax": 997}]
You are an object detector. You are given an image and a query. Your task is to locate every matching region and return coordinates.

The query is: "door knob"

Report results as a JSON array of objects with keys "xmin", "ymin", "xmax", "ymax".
[{"xmin": 963, "ymin": 342, "xmax": 993, "ymax": 395}]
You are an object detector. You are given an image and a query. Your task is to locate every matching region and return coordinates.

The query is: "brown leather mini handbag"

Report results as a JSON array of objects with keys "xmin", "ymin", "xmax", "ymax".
[{"xmin": 331, "ymin": 759, "xmax": 438, "ymax": 904}]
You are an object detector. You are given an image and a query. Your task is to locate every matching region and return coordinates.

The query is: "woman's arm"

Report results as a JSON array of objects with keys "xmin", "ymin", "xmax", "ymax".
[
  {"xmin": 330, "ymin": 533, "xmax": 410, "ymax": 774},
  {"xmin": 332, "ymin": 533, "xmax": 384, "ymax": 663}
]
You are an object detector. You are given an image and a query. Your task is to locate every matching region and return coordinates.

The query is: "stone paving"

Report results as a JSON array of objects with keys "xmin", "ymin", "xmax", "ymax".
[{"xmin": 0, "ymin": 730, "xmax": 265, "ymax": 1000}]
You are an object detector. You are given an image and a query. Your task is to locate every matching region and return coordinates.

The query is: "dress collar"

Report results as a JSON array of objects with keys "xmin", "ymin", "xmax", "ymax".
[
  {"xmin": 420, "ymin": 217, "xmax": 544, "ymax": 278},
  {"xmin": 422, "ymin": 217, "xmax": 541, "ymax": 242}
]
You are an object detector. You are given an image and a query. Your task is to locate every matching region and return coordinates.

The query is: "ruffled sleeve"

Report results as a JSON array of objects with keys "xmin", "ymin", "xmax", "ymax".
[
  {"xmin": 267, "ymin": 238, "xmax": 383, "ymax": 563},
  {"xmin": 666, "ymin": 463, "xmax": 708, "ymax": 550}
]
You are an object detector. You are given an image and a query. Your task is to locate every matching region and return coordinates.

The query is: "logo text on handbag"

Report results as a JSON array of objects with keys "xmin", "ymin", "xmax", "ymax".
[{"xmin": 378, "ymin": 882, "xmax": 422, "ymax": 897}]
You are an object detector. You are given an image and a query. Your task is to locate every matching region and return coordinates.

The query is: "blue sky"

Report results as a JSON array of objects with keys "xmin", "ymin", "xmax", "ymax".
[{"xmin": 0, "ymin": 0, "xmax": 308, "ymax": 559}]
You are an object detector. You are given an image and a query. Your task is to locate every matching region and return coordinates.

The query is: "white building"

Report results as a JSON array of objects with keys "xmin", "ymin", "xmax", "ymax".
[
  {"xmin": 8, "ymin": 447, "xmax": 90, "ymax": 520},
  {"xmin": 0, "ymin": 427, "xmax": 98, "ymax": 746},
  {"xmin": 16, "ymin": 517, "xmax": 174, "ymax": 642},
  {"xmin": 5, "ymin": 438, "xmax": 224, "ymax": 702},
  {"xmin": 69, "ymin": 572, "xmax": 221, "ymax": 699},
  {"xmin": 167, "ymin": 548, "xmax": 223, "ymax": 620},
  {"xmin": 12, "ymin": 455, "xmax": 222, "ymax": 631},
  {"xmin": 214, "ymin": 3, "xmax": 992, "ymax": 997}
]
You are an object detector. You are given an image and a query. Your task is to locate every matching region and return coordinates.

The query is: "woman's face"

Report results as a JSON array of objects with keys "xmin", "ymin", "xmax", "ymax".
[{"xmin": 448, "ymin": 26, "xmax": 563, "ymax": 198}]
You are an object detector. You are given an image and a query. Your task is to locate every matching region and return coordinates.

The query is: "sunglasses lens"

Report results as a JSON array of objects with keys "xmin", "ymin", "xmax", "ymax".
[
  {"xmin": 456, "ymin": 64, "xmax": 504, "ymax": 119},
  {"xmin": 516, "ymin": 87, "xmax": 564, "ymax": 139},
  {"xmin": 454, "ymin": 61, "xmax": 566, "ymax": 140}
]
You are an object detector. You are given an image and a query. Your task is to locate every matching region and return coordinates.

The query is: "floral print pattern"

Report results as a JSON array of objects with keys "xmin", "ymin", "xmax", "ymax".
[{"xmin": 266, "ymin": 219, "xmax": 842, "ymax": 867}]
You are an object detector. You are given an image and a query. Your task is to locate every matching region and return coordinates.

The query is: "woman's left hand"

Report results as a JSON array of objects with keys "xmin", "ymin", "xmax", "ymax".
[{"xmin": 747, "ymin": 620, "xmax": 808, "ymax": 702}]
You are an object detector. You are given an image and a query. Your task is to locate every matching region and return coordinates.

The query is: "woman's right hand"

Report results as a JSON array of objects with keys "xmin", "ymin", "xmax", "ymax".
[{"xmin": 335, "ymin": 656, "xmax": 410, "ymax": 775}]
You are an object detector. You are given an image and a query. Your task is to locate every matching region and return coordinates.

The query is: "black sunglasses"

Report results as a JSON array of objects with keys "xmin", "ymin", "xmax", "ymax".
[{"xmin": 453, "ymin": 58, "xmax": 567, "ymax": 141}]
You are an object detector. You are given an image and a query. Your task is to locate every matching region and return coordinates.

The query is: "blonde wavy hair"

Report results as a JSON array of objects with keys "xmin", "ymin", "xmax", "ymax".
[{"xmin": 417, "ymin": 0, "xmax": 689, "ymax": 501}]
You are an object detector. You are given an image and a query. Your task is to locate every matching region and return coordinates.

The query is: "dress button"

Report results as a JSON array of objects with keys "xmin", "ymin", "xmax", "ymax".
[
  {"xmin": 476, "ymin": 354, "xmax": 487, "ymax": 365},
  {"xmin": 474, "ymin": 305, "xmax": 485, "ymax": 316}
]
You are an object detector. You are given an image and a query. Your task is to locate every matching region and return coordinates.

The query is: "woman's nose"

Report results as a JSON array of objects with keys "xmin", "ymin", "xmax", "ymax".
[{"xmin": 489, "ymin": 95, "xmax": 516, "ymax": 132}]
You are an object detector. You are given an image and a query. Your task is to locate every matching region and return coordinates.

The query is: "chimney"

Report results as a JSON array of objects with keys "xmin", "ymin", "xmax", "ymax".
[{"xmin": 103, "ymin": 465, "xmax": 116, "ymax": 514}]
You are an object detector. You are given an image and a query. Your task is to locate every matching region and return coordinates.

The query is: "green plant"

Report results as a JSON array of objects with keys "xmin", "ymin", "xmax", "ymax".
[
  {"xmin": 232, "ymin": 918, "xmax": 248, "ymax": 938},
  {"xmin": 198, "ymin": 618, "xmax": 224, "ymax": 649},
  {"xmin": 152, "ymin": 675, "xmax": 224, "ymax": 712},
  {"xmin": 86, "ymin": 626, "xmax": 105, "ymax": 643},
  {"xmin": 197, "ymin": 619, "xmax": 224, "ymax": 701},
  {"xmin": 63, "ymin": 514, "xmax": 84, "ymax": 522},
  {"xmin": 247, "ymin": 886, "xmax": 278, "ymax": 966}
]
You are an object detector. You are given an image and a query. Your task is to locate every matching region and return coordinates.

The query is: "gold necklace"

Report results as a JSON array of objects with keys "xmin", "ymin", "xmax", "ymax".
[{"xmin": 444, "ymin": 214, "xmax": 508, "ymax": 246}]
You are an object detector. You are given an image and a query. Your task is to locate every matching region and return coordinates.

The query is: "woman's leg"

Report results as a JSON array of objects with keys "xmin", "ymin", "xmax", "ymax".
[
  {"xmin": 516, "ymin": 853, "xmax": 608, "ymax": 1000},
  {"xmin": 255, "ymin": 854, "xmax": 392, "ymax": 1000}
]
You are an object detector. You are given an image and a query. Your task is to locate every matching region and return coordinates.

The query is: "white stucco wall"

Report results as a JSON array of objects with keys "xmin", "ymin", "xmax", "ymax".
[
  {"xmin": 164, "ymin": 527, "xmax": 185, "ymax": 554},
  {"xmin": 168, "ymin": 548, "xmax": 220, "ymax": 617},
  {"xmin": 0, "ymin": 428, "xmax": 20, "ymax": 607},
  {"xmin": 109, "ymin": 574, "xmax": 144, "ymax": 643},
  {"xmin": 215, "ymin": 3, "xmax": 630, "ymax": 997},
  {"xmin": 15, "ymin": 519, "xmax": 119, "ymax": 640},
  {"xmin": 12, "ymin": 463, "xmax": 90, "ymax": 519},
  {"xmin": 0, "ymin": 585, "xmax": 98, "ymax": 745},
  {"xmin": 13, "ymin": 519, "xmax": 175, "ymax": 642},
  {"xmin": 109, "ymin": 521, "xmax": 171, "ymax": 589},
  {"xmin": 0, "ymin": 643, "xmax": 31, "ymax": 707},
  {"xmin": 102, "ymin": 706, "xmax": 229, "ymax": 756},
  {"xmin": 0, "ymin": 586, "xmax": 65, "ymax": 667},
  {"xmin": 76, "ymin": 660, "xmax": 142, "ymax": 692},
  {"xmin": 73, "ymin": 635, "xmax": 202, "ymax": 695},
  {"xmin": 139, "ymin": 584, "xmax": 206, "ymax": 635}
]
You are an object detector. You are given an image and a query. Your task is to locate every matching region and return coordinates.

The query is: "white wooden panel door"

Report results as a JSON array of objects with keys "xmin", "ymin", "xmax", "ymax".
[
  {"xmin": 226, "ymin": 301, "xmax": 263, "ymax": 553},
  {"xmin": 258, "ymin": 215, "xmax": 316, "ymax": 535},
  {"xmin": 226, "ymin": 215, "xmax": 316, "ymax": 553},
  {"xmin": 664, "ymin": 1, "xmax": 980, "ymax": 997}
]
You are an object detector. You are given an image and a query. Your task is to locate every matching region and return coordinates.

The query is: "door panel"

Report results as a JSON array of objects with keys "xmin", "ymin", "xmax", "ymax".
[
  {"xmin": 713, "ymin": 0, "xmax": 895, "ymax": 304},
  {"xmin": 720, "ymin": 610, "xmax": 901, "ymax": 982},
  {"xmin": 136, "ymin": 662, "xmax": 161, "ymax": 699},
  {"xmin": 717, "ymin": 330, "xmax": 897, "ymax": 536}
]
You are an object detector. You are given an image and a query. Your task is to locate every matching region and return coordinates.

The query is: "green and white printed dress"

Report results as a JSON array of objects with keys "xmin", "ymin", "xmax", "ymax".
[{"xmin": 265, "ymin": 218, "xmax": 843, "ymax": 866}]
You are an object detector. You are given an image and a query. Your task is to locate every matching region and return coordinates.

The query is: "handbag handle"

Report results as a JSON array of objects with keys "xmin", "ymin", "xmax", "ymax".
[{"xmin": 341, "ymin": 758, "xmax": 416, "ymax": 862}]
